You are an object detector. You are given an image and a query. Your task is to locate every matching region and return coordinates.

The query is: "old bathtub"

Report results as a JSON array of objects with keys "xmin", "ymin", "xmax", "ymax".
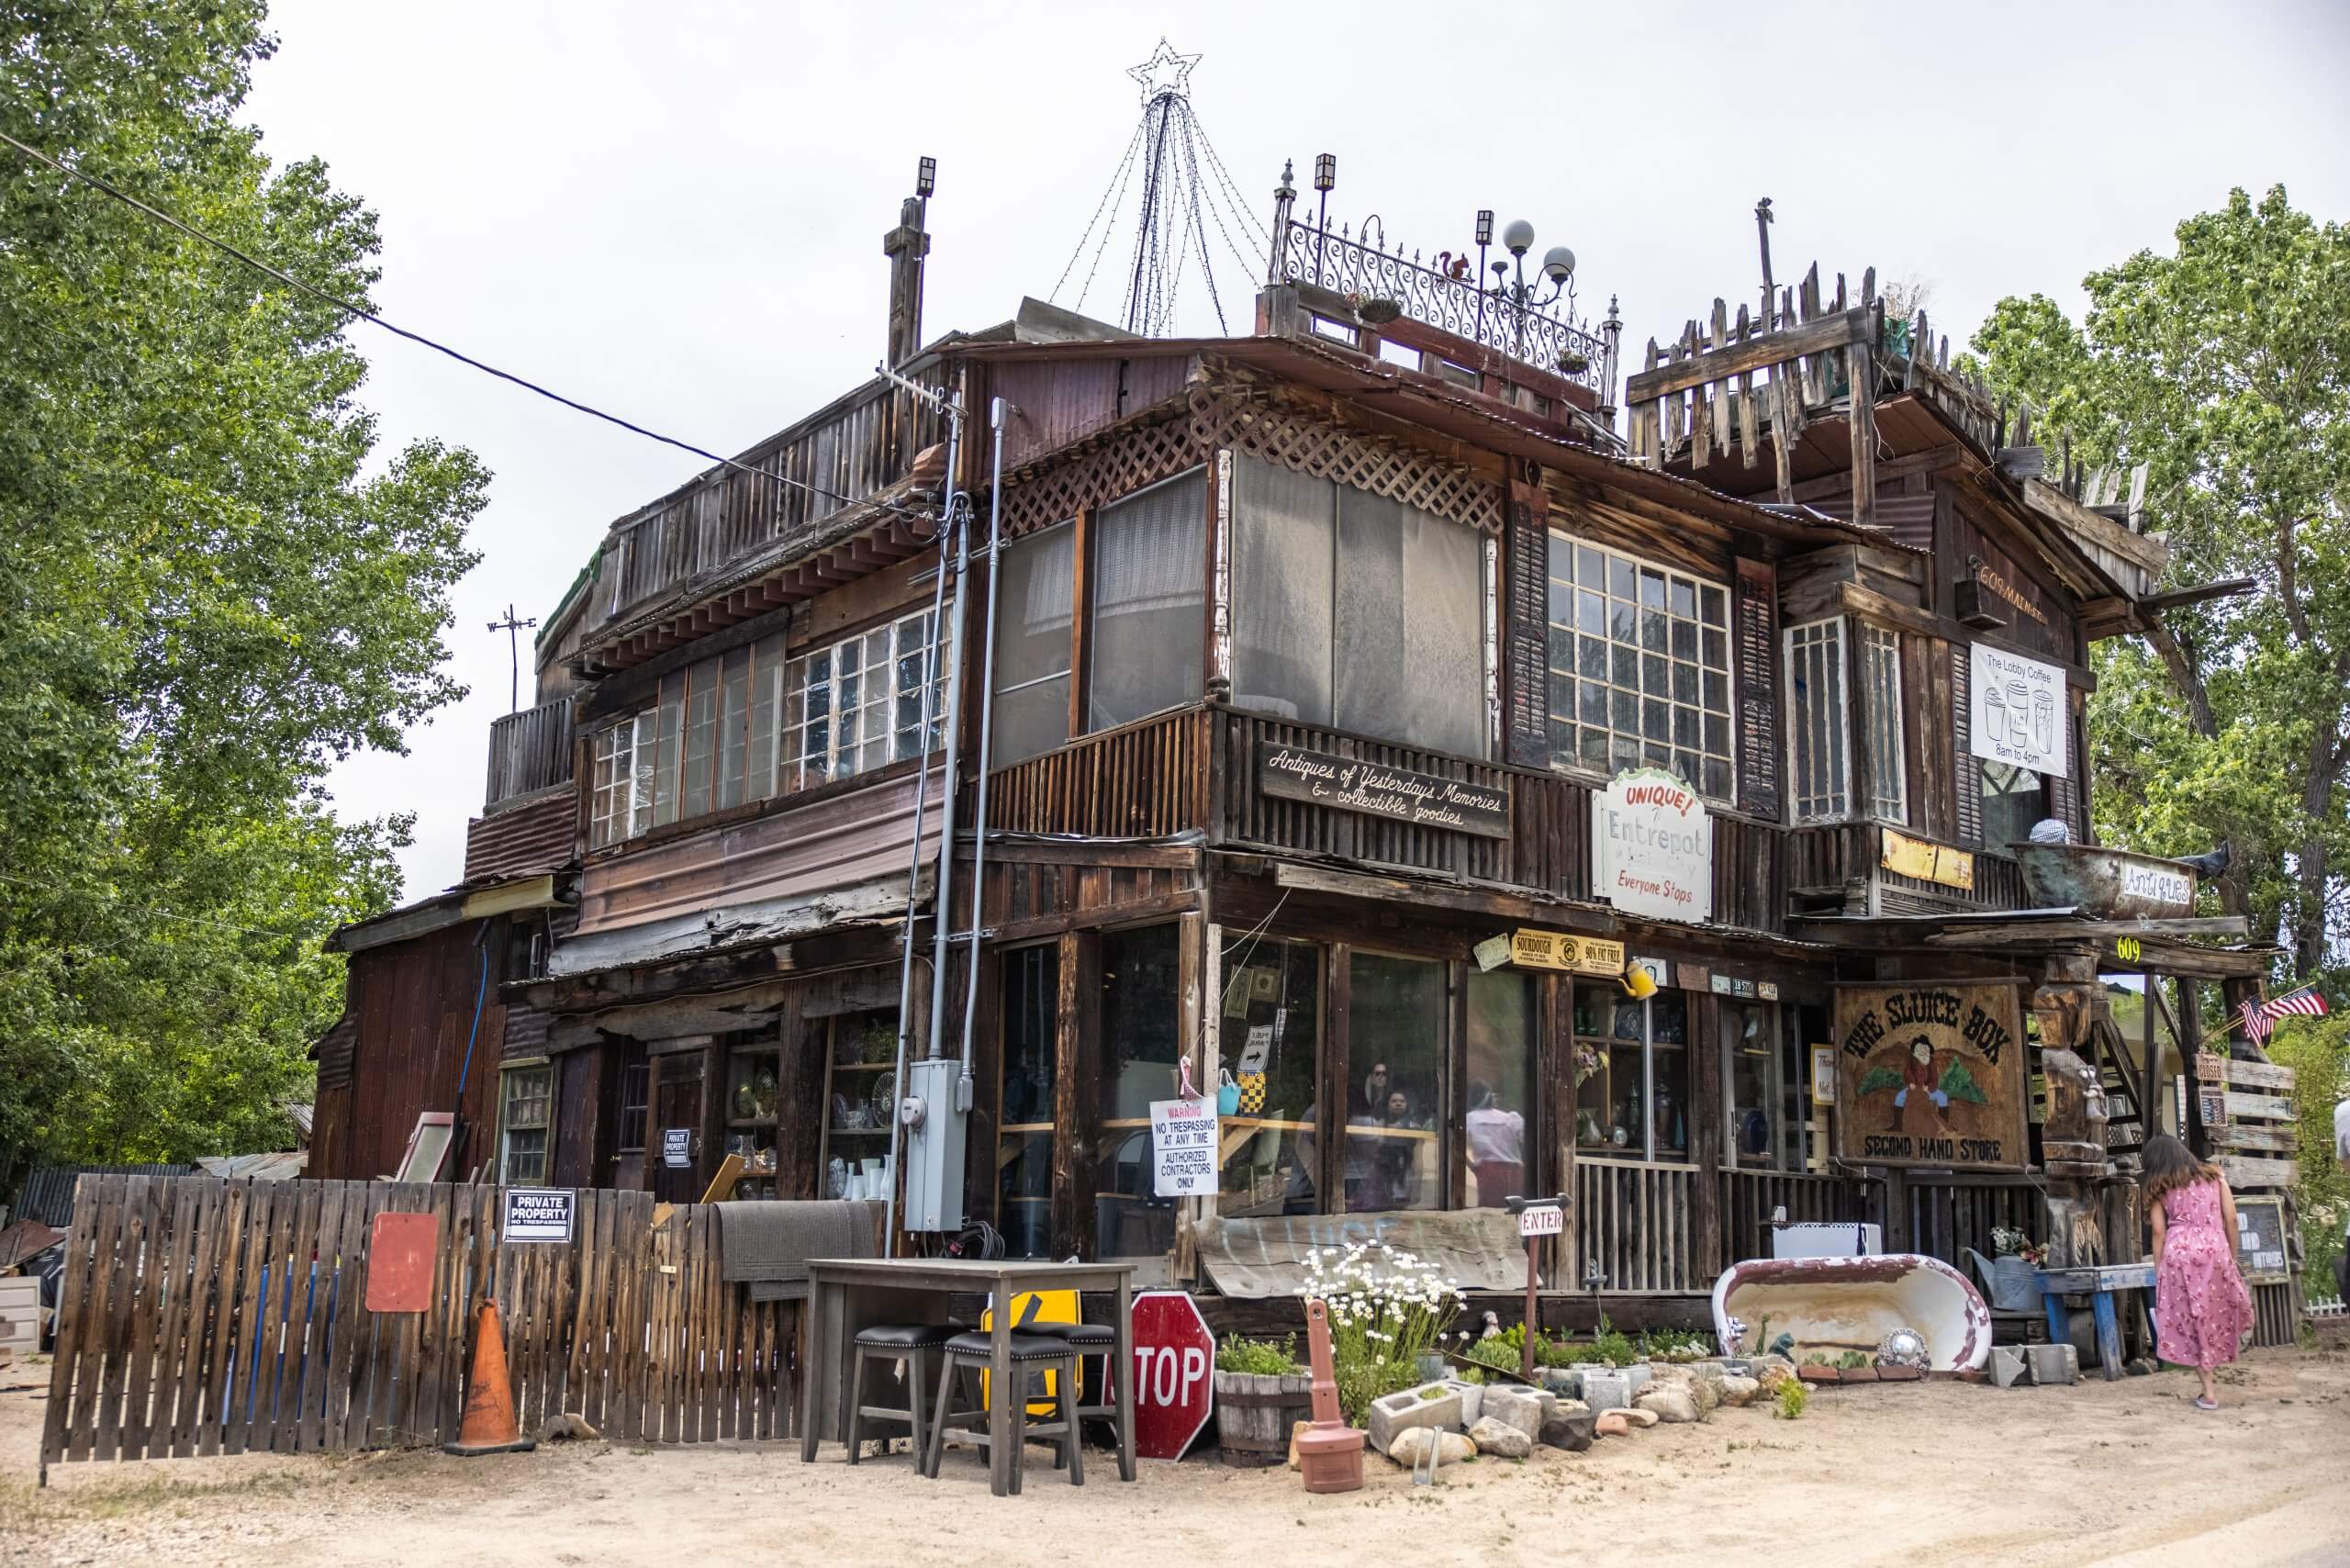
[{"xmin": 1712, "ymin": 1253, "xmax": 1993, "ymax": 1372}]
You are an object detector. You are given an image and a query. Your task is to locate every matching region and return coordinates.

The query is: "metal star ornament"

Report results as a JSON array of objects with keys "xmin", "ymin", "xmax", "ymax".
[{"xmin": 1127, "ymin": 38, "xmax": 1200, "ymax": 105}]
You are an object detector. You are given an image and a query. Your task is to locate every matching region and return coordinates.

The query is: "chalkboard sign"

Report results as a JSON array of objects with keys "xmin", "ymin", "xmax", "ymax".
[{"xmin": 2234, "ymin": 1193, "xmax": 2289, "ymax": 1283}]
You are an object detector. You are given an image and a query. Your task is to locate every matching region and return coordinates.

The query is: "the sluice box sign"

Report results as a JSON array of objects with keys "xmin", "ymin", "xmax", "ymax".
[
  {"xmin": 1833, "ymin": 983, "xmax": 2026, "ymax": 1170},
  {"xmin": 1257, "ymin": 743, "xmax": 1508, "ymax": 839}
]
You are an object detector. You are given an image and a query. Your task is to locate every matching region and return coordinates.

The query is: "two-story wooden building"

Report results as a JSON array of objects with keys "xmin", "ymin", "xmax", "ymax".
[{"xmin": 313, "ymin": 169, "xmax": 2277, "ymax": 1327}]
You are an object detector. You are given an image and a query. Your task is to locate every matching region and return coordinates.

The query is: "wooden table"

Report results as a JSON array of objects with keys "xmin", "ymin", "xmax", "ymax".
[
  {"xmin": 2034, "ymin": 1261, "xmax": 2156, "ymax": 1381},
  {"xmin": 798, "ymin": 1257, "xmax": 1136, "ymax": 1495}
]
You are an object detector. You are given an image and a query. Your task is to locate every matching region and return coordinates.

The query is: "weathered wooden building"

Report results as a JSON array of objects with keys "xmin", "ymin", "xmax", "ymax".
[{"xmin": 313, "ymin": 167, "xmax": 2280, "ymax": 1327}]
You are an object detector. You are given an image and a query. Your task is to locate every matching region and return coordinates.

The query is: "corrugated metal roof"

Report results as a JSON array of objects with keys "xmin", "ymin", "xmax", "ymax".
[{"xmin": 13, "ymin": 1164, "xmax": 192, "ymax": 1227}]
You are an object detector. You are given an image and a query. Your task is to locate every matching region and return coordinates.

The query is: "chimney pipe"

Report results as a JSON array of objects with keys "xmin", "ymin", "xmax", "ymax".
[{"xmin": 883, "ymin": 158, "xmax": 934, "ymax": 367}]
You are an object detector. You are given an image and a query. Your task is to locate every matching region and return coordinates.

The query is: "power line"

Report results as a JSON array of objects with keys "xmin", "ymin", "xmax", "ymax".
[{"xmin": 0, "ymin": 128, "xmax": 927, "ymax": 524}]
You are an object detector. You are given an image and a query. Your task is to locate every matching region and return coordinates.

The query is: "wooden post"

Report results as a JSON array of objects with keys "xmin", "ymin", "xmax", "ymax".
[
  {"xmin": 1049, "ymin": 930, "xmax": 1101, "ymax": 1260},
  {"xmin": 1694, "ymin": 998, "xmax": 1724, "ymax": 1283},
  {"xmin": 1324, "ymin": 945, "xmax": 1352, "ymax": 1213},
  {"xmin": 2177, "ymin": 977, "xmax": 2209, "ymax": 1158},
  {"xmin": 1849, "ymin": 311, "xmax": 1879, "ymax": 528}
]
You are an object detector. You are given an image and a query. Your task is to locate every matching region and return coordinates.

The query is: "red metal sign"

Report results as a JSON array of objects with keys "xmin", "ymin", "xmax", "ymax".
[
  {"xmin": 364, "ymin": 1211, "xmax": 440, "ymax": 1313},
  {"xmin": 1116, "ymin": 1290, "xmax": 1216, "ymax": 1461}
]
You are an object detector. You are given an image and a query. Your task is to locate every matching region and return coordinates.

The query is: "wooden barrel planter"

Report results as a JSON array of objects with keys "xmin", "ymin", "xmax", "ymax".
[{"xmin": 1212, "ymin": 1370, "xmax": 1314, "ymax": 1466}]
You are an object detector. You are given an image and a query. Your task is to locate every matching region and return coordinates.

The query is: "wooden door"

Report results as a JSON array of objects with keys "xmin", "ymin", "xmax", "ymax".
[{"xmin": 653, "ymin": 1054, "xmax": 709, "ymax": 1204}]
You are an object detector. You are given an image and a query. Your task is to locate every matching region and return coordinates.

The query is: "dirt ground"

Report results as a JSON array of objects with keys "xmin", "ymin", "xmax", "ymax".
[{"xmin": 3, "ymin": 1350, "xmax": 2346, "ymax": 1568}]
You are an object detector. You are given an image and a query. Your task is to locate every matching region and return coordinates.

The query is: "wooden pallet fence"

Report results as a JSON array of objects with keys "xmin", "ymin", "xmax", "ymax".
[{"xmin": 40, "ymin": 1177, "xmax": 797, "ymax": 1473}]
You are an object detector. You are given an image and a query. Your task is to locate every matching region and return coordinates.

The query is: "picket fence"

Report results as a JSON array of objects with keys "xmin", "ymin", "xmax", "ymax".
[{"xmin": 39, "ymin": 1175, "xmax": 797, "ymax": 1476}]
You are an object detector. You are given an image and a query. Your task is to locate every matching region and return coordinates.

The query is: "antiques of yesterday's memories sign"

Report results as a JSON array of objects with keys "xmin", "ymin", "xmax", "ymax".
[
  {"xmin": 1257, "ymin": 743, "xmax": 1508, "ymax": 838},
  {"xmin": 1833, "ymin": 982, "xmax": 2027, "ymax": 1170}
]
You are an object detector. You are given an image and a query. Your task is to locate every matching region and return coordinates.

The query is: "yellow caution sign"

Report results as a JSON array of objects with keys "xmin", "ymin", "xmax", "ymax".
[{"xmin": 978, "ymin": 1288, "xmax": 1080, "ymax": 1415}]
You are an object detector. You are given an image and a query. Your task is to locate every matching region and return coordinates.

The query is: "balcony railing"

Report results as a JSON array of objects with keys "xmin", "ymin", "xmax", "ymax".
[
  {"xmin": 484, "ymin": 697, "xmax": 574, "ymax": 809},
  {"xmin": 581, "ymin": 363, "xmax": 950, "ymax": 639},
  {"xmin": 1276, "ymin": 219, "xmax": 1612, "ymax": 398}
]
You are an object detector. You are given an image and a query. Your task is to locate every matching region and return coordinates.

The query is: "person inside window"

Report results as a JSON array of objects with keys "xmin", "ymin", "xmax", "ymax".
[
  {"xmin": 1466, "ymin": 1077, "xmax": 1526, "ymax": 1206},
  {"xmin": 1364, "ymin": 1090, "xmax": 1420, "ymax": 1209}
]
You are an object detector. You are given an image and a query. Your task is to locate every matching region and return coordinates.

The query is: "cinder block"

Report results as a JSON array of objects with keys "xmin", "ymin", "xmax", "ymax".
[
  {"xmin": 1990, "ymin": 1346, "xmax": 2030, "ymax": 1388},
  {"xmin": 1621, "ymin": 1363, "xmax": 1653, "ymax": 1395},
  {"xmin": 1367, "ymin": 1385, "xmax": 1460, "ymax": 1455},
  {"xmin": 1480, "ymin": 1383, "xmax": 1545, "ymax": 1442},
  {"xmin": 1581, "ymin": 1372, "xmax": 1630, "ymax": 1414},
  {"xmin": 2027, "ymin": 1343, "xmax": 2079, "ymax": 1386}
]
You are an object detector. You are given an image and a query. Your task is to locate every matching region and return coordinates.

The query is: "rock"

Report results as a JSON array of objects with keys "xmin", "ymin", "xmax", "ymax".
[
  {"xmin": 1632, "ymin": 1384, "xmax": 1702, "ymax": 1424},
  {"xmin": 1990, "ymin": 1346, "xmax": 2030, "ymax": 1389},
  {"xmin": 1481, "ymin": 1384, "xmax": 1545, "ymax": 1443},
  {"xmin": 1367, "ymin": 1385, "xmax": 1462, "ymax": 1455},
  {"xmin": 1718, "ymin": 1375, "xmax": 1761, "ymax": 1408},
  {"xmin": 1594, "ymin": 1410, "xmax": 1632, "ymax": 1439},
  {"xmin": 1748, "ymin": 1352, "xmax": 1793, "ymax": 1376},
  {"xmin": 1539, "ymin": 1409, "xmax": 1596, "ymax": 1452},
  {"xmin": 1617, "ymin": 1406, "xmax": 1659, "ymax": 1428},
  {"xmin": 1682, "ymin": 1375, "xmax": 1721, "ymax": 1416},
  {"xmin": 2027, "ymin": 1343, "xmax": 2079, "ymax": 1387},
  {"xmin": 1387, "ymin": 1427, "xmax": 1476, "ymax": 1469},
  {"xmin": 1684, "ymin": 1360, "xmax": 1729, "ymax": 1385},
  {"xmin": 1756, "ymin": 1364, "xmax": 1796, "ymax": 1395},
  {"xmin": 1620, "ymin": 1363, "xmax": 1654, "ymax": 1395},
  {"xmin": 1580, "ymin": 1372, "xmax": 1630, "ymax": 1414},
  {"xmin": 1468, "ymin": 1416, "xmax": 1533, "ymax": 1459}
]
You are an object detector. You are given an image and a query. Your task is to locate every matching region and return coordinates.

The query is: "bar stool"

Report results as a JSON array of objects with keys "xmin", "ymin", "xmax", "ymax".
[
  {"xmin": 923, "ymin": 1330, "xmax": 1084, "ymax": 1490},
  {"xmin": 845, "ymin": 1322, "xmax": 957, "ymax": 1464},
  {"xmin": 1030, "ymin": 1320, "xmax": 1118, "ymax": 1454}
]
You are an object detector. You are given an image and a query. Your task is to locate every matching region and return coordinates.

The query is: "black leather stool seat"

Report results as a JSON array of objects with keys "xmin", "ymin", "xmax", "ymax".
[
  {"xmin": 854, "ymin": 1322, "xmax": 959, "ymax": 1350},
  {"xmin": 1031, "ymin": 1321, "xmax": 1115, "ymax": 1348},
  {"xmin": 943, "ymin": 1329, "xmax": 1079, "ymax": 1362}
]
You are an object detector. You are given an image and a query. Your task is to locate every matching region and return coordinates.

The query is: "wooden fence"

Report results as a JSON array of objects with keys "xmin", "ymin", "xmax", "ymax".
[{"xmin": 40, "ymin": 1175, "xmax": 796, "ymax": 1475}]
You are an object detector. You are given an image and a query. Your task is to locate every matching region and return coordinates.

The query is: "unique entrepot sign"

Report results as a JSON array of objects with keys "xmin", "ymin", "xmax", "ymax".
[
  {"xmin": 1258, "ymin": 743, "xmax": 1508, "ymax": 839},
  {"xmin": 1833, "ymin": 982, "xmax": 2026, "ymax": 1170},
  {"xmin": 1592, "ymin": 767, "xmax": 1712, "ymax": 924}
]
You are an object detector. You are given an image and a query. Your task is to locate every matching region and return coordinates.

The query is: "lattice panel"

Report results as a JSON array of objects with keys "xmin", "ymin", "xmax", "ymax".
[
  {"xmin": 990, "ymin": 384, "xmax": 1504, "ymax": 538},
  {"xmin": 995, "ymin": 412, "xmax": 1205, "ymax": 539},
  {"xmin": 1185, "ymin": 386, "xmax": 1504, "ymax": 534}
]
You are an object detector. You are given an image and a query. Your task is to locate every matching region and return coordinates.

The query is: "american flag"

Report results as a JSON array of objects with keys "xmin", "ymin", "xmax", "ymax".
[{"xmin": 2239, "ymin": 984, "xmax": 2329, "ymax": 1044}]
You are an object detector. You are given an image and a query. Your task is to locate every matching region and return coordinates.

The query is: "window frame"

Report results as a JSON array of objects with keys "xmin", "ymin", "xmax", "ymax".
[
  {"xmin": 1784, "ymin": 616, "xmax": 1852, "ymax": 823},
  {"xmin": 498, "ymin": 1060, "xmax": 556, "ymax": 1185},
  {"xmin": 1572, "ymin": 988, "xmax": 1693, "ymax": 1164},
  {"xmin": 773, "ymin": 606, "xmax": 950, "ymax": 796},
  {"xmin": 1859, "ymin": 622, "xmax": 1908, "ymax": 823},
  {"xmin": 1543, "ymin": 530, "xmax": 1735, "ymax": 801}
]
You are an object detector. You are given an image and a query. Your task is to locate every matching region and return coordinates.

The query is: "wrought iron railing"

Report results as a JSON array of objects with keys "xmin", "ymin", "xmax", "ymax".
[{"xmin": 1277, "ymin": 218, "xmax": 1612, "ymax": 397}]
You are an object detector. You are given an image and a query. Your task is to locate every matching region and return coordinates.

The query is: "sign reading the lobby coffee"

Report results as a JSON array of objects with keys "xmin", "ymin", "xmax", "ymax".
[
  {"xmin": 1833, "ymin": 983, "xmax": 2026, "ymax": 1170},
  {"xmin": 1591, "ymin": 768, "xmax": 1712, "ymax": 924},
  {"xmin": 1257, "ymin": 743, "xmax": 1509, "ymax": 839},
  {"xmin": 1969, "ymin": 643, "xmax": 2069, "ymax": 778}
]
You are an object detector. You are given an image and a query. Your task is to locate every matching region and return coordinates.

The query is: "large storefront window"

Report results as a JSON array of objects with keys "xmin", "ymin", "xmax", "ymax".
[
  {"xmin": 1464, "ymin": 970, "xmax": 1535, "ymax": 1206},
  {"xmin": 1981, "ymin": 760, "xmax": 2043, "ymax": 847},
  {"xmin": 1345, "ymin": 954, "xmax": 1447, "ymax": 1212},
  {"xmin": 1572, "ymin": 988, "xmax": 1690, "ymax": 1161},
  {"xmin": 1095, "ymin": 925, "xmax": 1182, "ymax": 1257},
  {"xmin": 1546, "ymin": 531, "xmax": 1732, "ymax": 800},
  {"xmin": 1722, "ymin": 1000, "xmax": 1785, "ymax": 1170},
  {"xmin": 1215, "ymin": 938, "xmax": 1322, "ymax": 1216},
  {"xmin": 997, "ymin": 945, "xmax": 1058, "ymax": 1257},
  {"xmin": 1231, "ymin": 454, "xmax": 1487, "ymax": 757}
]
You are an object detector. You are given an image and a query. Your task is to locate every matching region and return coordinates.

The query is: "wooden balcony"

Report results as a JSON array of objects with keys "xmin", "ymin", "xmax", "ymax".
[
  {"xmin": 483, "ymin": 697, "xmax": 575, "ymax": 809},
  {"xmin": 1787, "ymin": 819, "xmax": 2028, "ymax": 920}
]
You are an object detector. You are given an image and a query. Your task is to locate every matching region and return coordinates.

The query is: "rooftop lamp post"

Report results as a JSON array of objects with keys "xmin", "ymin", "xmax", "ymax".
[
  {"xmin": 1312, "ymin": 152, "xmax": 1336, "ymax": 287},
  {"xmin": 1495, "ymin": 218, "xmax": 1579, "ymax": 366}
]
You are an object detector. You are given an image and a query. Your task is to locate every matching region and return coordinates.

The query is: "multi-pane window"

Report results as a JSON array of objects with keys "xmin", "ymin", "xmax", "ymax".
[
  {"xmin": 777, "ymin": 610, "xmax": 950, "ymax": 793},
  {"xmin": 1860, "ymin": 623, "xmax": 1907, "ymax": 822},
  {"xmin": 1785, "ymin": 619, "xmax": 1849, "ymax": 822},
  {"xmin": 499, "ymin": 1064, "xmax": 554, "ymax": 1184},
  {"xmin": 586, "ymin": 610, "xmax": 948, "ymax": 847},
  {"xmin": 1572, "ymin": 989, "xmax": 1690, "ymax": 1161},
  {"xmin": 1544, "ymin": 532, "xmax": 1731, "ymax": 799}
]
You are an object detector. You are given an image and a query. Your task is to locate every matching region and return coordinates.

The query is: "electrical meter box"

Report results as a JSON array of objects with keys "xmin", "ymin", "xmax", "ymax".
[{"xmin": 901, "ymin": 1055, "xmax": 969, "ymax": 1232}]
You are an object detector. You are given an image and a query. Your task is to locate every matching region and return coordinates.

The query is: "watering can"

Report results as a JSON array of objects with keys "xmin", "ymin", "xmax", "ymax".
[{"xmin": 1964, "ymin": 1249, "xmax": 2042, "ymax": 1313}]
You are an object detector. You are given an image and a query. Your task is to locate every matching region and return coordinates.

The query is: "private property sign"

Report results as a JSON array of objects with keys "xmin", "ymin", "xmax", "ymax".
[
  {"xmin": 1257, "ymin": 743, "xmax": 1509, "ymax": 839},
  {"xmin": 1591, "ymin": 768, "xmax": 1712, "ymax": 924},
  {"xmin": 1833, "ymin": 983, "xmax": 2027, "ymax": 1171}
]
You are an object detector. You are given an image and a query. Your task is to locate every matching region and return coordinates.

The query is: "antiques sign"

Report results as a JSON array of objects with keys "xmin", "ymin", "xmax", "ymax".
[
  {"xmin": 1258, "ymin": 744, "xmax": 1508, "ymax": 839},
  {"xmin": 1969, "ymin": 644, "xmax": 2069, "ymax": 778},
  {"xmin": 1833, "ymin": 983, "xmax": 2026, "ymax": 1170},
  {"xmin": 1592, "ymin": 768, "xmax": 1713, "ymax": 924}
]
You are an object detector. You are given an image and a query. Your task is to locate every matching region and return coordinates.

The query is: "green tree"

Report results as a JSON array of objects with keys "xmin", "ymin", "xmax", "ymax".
[
  {"xmin": 1969, "ymin": 187, "xmax": 2349, "ymax": 983},
  {"xmin": 0, "ymin": 2, "xmax": 485, "ymax": 1174},
  {"xmin": 2265, "ymin": 1014, "xmax": 2348, "ymax": 1291}
]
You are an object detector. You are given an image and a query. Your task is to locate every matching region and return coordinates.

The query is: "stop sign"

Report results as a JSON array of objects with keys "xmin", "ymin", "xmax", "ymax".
[{"xmin": 1117, "ymin": 1290, "xmax": 1216, "ymax": 1460}]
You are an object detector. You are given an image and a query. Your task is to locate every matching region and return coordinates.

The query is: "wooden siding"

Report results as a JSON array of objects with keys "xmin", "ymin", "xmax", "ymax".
[
  {"xmin": 463, "ymin": 787, "xmax": 577, "ymax": 882},
  {"xmin": 39, "ymin": 1177, "xmax": 797, "ymax": 1469},
  {"xmin": 325, "ymin": 921, "xmax": 508, "ymax": 1182},
  {"xmin": 989, "ymin": 708, "xmax": 1206, "ymax": 839},
  {"xmin": 574, "ymin": 767, "xmax": 942, "ymax": 936},
  {"xmin": 988, "ymin": 353, "xmax": 1196, "ymax": 470}
]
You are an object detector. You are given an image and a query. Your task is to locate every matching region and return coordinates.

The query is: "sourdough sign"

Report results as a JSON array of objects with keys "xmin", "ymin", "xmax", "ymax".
[
  {"xmin": 1257, "ymin": 743, "xmax": 1508, "ymax": 838},
  {"xmin": 1833, "ymin": 982, "xmax": 2027, "ymax": 1170}
]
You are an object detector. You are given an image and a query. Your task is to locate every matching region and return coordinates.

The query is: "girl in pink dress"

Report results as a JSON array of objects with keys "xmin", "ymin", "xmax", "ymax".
[{"xmin": 2144, "ymin": 1134, "xmax": 2255, "ymax": 1409}]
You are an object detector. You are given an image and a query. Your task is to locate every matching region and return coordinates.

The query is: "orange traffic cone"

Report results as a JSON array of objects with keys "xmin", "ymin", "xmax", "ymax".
[{"xmin": 444, "ymin": 1296, "xmax": 536, "ymax": 1457}]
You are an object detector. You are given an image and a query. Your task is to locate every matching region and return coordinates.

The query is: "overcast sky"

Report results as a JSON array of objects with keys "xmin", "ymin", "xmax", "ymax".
[{"xmin": 238, "ymin": 0, "xmax": 2350, "ymax": 902}]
